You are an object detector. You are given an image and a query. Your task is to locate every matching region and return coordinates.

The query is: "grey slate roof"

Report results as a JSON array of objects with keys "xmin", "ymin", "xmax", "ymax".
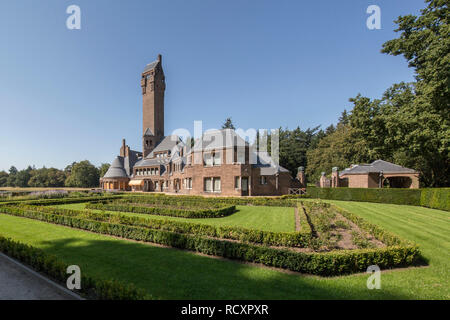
[
  {"xmin": 192, "ymin": 129, "xmax": 249, "ymax": 151},
  {"xmin": 134, "ymin": 157, "xmax": 168, "ymax": 167},
  {"xmin": 143, "ymin": 128, "xmax": 154, "ymax": 136},
  {"xmin": 103, "ymin": 157, "xmax": 128, "ymax": 178},
  {"xmin": 143, "ymin": 60, "xmax": 159, "ymax": 73},
  {"xmin": 151, "ymin": 135, "xmax": 184, "ymax": 155},
  {"xmin": 340, "ymin": 160, "xmax": 417, "ymax": 176},
  {"xmin": 124, "ymin": 150, "xmax": 141, "ymax": 176},
  {"xmin": 253, "ymin": 151, "xmax": 289, "ymax": 175}
]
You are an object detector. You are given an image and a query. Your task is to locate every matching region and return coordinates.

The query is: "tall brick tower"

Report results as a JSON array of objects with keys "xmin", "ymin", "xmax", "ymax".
[{"xmin": 141, "ymin": 54, "xmax": 165, "ymax": 157}]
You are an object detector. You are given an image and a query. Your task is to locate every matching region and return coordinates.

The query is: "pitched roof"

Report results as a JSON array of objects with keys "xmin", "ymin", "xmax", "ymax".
[
  {"xmin": 151, "ymin": 135, "xmax": 184, "ymax": 155},
  {"xmin": 192, "ymin": 129, "xmax": 249, "ymax": 151},
  {"xmin": 253, "ymin": 151, "xmax": 289, "ymax": 175},
  {"xmin": 143, "ymin": 128, "xmax": 154, "ymax": 136},
  {"xmin": 143, "ymin": 60, "xmax": 159, "ymax": 73},
  {"xmin": 103, "ymin": 156, "xmax": 128, "ymax": 178},
  {"xmin": 340, "ymin": 159, "xmax": 417, "ymax": 176}
]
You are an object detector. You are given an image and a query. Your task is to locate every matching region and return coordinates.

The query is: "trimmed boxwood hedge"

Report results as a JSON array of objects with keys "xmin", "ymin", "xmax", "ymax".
[
  {"xmin": 420, "ymin": 188, "xmax": 450, "ymax": 211},
  {"xmin": 306, "ymin": 187, "xmax": 422, "ymax": 205},
  {"xmin": 85, "ymin": 202, "xmax": 236, "ymax": 218},
  {"xmin": 306, "ymin": 187, "xmax": 449, "ymax": 211},
  {"xmin": 17, "ymin": 204, "xmax": 313, "ymax": 248},
  {"xmin": 0, "ymin": 195, "xmax": 123, "ymax": 207},
  {"xmin": 0, "ymin": 235, "xmax": 152, "ymax": 300},
  {"xmin": 122, "ymin": 194, "xmax": 299, "ymax": 207},
  {"xmin": 0, "ymin": 205, "xmax": 421, "ymax": 276}
]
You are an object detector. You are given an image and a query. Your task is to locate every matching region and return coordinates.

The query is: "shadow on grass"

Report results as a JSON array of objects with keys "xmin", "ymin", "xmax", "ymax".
[{"xmin": 39, "ymin": 236, "xmax": 412, "ymax": 300}]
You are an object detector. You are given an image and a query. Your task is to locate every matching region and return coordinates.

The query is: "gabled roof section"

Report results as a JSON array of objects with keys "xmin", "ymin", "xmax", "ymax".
[
  {"xmin": 340, "ymin": 159, "xmax": 417, "ymax": 176},
  {"xmin": 253, "ymin": 151, "xmax": 289, "ymax": 175},
  {"xmin": 123, "ymin": 150, "xmax": 141, "ymax": 176},
  {"xmin": 103, "ymin": 156, "xmax": 128, "ymax": 178},
  {"xmin": 143, "ymin": 128, "xmax": 154, "ymax": 136},
  {"xmin": 192, "ymin": 129, "xmax": 249, "ymax": 151},
  {"xmin": 143, "ymin": 61, "xmax": 159, "ymax": 73},
  {"xmin": 150, "ymin": 135, "xmax": 184, "ymax": 155},
  {"xmin": 143, "ymin": 54, "xmax": 162, "ymax": 74}
]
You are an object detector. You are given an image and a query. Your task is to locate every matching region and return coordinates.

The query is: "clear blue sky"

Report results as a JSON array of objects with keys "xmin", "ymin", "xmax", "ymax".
[{"xmin": 0, "ymin": 0, "xmax": 426, "ymax": 171}]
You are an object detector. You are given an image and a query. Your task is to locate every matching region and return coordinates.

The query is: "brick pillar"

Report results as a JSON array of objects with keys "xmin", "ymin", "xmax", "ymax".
[
  {"xmin": 319, "ymin": 172, "xmax": 327, "ymax": 188},
  {"xmin": 331, "ymin": 167, "xmax": 339, "ymax": 188},
  {"xmin": 297, "ymin": 166, "xmax": 306, "ymax": 187}
]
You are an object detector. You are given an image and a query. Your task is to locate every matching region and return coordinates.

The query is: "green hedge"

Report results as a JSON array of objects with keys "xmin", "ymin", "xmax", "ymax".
[
  {"xmin": 420, "ymin": 188, "xmax": 450, "ymax": 211},
  {"xmin": 0, "ymin": 235, "xmax": 152, "ymax": 300},
  {"xmin": 306, "ymin": 187, "xmax": 422, "ymax": 205},
  {"xmin": 19, "ymin": 204, "xmax": 312, "ymax": 248},
  {"xmin": 85, "ymin": 202, "xmax": 236, "ymax": 218},
  {"xmin": 122, "ymin": 194, "xmax": 298, "ymax": 207},
  {"xmin": 0, "ymin": 205, "xmax": 421, "ymax": 276},
  {"xmin": 306, "ymin": 187, "xmax": 449, "ymax": 211},
  {"xmin": 0, "ymin": 195, "xmax": 123, "ymax": 207}
]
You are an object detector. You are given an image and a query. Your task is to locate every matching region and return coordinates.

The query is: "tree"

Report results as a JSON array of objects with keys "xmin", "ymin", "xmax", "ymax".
[
  {"xmin": 222, "ymin": 117, "xmax": 236, "ymax": 130},
  {"xmin": 13, "ymin": 167, "xmax": 33, "ymax": 187},
  {"xmin": 65, "ymin": 161, "xmax": 100, "ymax": 188},
  {"xmin": 28, "ymin": 167, "xmax": 66, "ymax": 187},
  {"xmin": 381, "ymin": 0, "xmax": 449, "ymax": 115},
  {"xmin": 0, "ymin": 171, "xmax": 8, "ymax": 187},
  {"xmin": 306, "ymin": 123, "xmax": 369, "ymax": 183},
  {"xmin": 98, "ymin": 163, "xmax": 110, "ymax": 178},
  {"xmin": 380, "ymin": 0, "xmax": 449, "ymax": 186}
]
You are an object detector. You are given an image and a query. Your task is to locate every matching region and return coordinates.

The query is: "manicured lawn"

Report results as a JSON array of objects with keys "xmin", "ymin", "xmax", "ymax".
[
  {"xmin": 54, "ymin": 203, "xmax": 296, "ymax": 232},
  {"xmin": 0, "ymin": 200, "xmax": 448, "ymax": 299}
]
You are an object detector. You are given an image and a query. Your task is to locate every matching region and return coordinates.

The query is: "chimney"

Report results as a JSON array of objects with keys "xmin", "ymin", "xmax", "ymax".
[
  {"xmin": 158, "ymin": 54, "xmax": 162, "ymax": 63},
  {"xmin": 297, "ymin": 166, "xmax": 306, "ymax": 188},
  {"xmin": 332, "ymin": 167, "xmax": 339, "ymax": 188}
]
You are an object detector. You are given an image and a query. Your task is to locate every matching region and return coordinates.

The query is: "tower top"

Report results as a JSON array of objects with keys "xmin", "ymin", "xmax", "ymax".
[{"xmin": 143, "ymin": 54, "xmax": 163, "ymax": 74}]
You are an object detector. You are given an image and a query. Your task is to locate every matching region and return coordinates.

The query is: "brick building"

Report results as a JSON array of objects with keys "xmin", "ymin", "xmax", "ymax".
[
  {"xmin": 101, "ymin": 55, "xmax": 295, "ymax": 195},
  {"xmin": 318, "ymin": 160, "xmax": 419, "ymax": 189}
]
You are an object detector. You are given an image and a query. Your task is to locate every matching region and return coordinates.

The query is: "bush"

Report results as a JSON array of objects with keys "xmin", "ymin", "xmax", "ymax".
[
  {"xmin": 420, "ymin": 188, "xmax": 450, "ymax": 211},
  {"xmin": 0, "ymin": 235, "xmax": 152, "ymax": 300},
  {"xmin": 86, "ymin": 202, "xmax": 236, "ymax": 218},
  {"xmin": 0, "ymin": 205, "xmax": 421, "ymax": 276},
  {"xmin": 19, "ymin": 204, "xmax": 312, "ymax": 247},
  {"xmin": 306, "ymin": 186, "xmax": 449, "ymax": 211},
  {"xmin": 122, "ymin": 194, "xmax": 299, "ymax": 208},
  {"xmin": 306, "ymin": 187, "xmax": 422, "ymax": 206}
]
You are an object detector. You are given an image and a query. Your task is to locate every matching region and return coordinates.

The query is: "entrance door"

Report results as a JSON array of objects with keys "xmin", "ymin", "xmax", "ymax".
[{"xmin": 241, "ymin": 177, "xmax": 248, "ymax": 196}]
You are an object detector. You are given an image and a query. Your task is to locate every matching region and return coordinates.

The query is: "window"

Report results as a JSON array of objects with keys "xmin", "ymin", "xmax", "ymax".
[
  {"xmin": 214, "ymin": 178, "xmax": 221, "ymax": 192},
  {"xmin": 184, "ymin": 178, "xmax": 192, "ymax": 189},
  {"xmin": 260, "ymin": 176, "xmax": 268, "ymax": 185},
  {"xmin": 236, "ymin": 147, "xmax": 245, "ymax": 163},
  {"xmin": 203, "ymin": 153, "xmax": 213, "ymax": 166},
  {"xmin": 204, "ymin": 178, "xmax": 212, "ymax": 192},
  {"xmin": 213, "ymin": 152, "xmax": 221, "ymax": 166},
  {"xmin": 234, "ymin": 176, "xmax": 240, "ymax": 189},
  {"xmin": 204, "ymin": 177, "xmax": 220, "ymax": 192}
]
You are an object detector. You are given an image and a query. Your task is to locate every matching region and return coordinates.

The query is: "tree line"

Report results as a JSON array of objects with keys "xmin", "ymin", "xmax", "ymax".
[
  {"xmin": 241, "ymin": 1, "xmax": 449, "ymax": 187},
  {"xmin": 0, "ymin": 161, "xmax": 110, "ymax": 188}
]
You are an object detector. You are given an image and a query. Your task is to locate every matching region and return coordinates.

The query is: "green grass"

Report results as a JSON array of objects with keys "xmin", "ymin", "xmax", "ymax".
[
  {"xmin": 0, "ymin": 200, "xmax": 448, "ymax": 299},
  {"xmin": 54, "ymin": 203, "xmax": 296, "ymax": 232}
]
